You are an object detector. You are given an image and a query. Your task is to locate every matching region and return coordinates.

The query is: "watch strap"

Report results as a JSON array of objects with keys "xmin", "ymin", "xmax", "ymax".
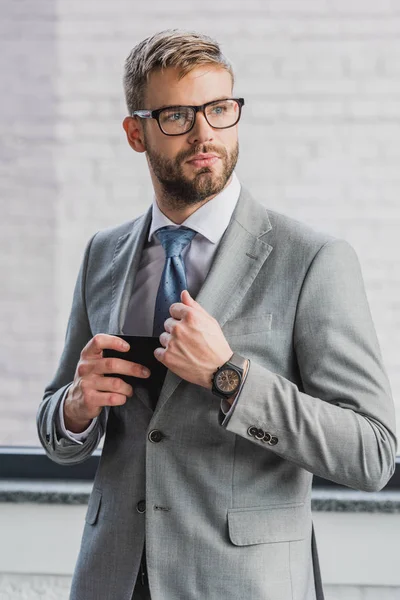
[
  {"xmin": 228, "ymin": 352, "xmax": 248, "ymax": 371},
  {"xmin": 212, "ymin": 352, "xmax": 247, "ymax": 399}
]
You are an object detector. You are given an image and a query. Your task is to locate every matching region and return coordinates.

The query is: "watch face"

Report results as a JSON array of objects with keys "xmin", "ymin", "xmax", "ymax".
[{"xmin": 215, "ymin": 368, "xmax": 240, "ymax": 393}]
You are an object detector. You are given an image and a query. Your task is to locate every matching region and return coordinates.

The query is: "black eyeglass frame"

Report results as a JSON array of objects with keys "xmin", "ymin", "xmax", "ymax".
[{"xmin": 131, "ymin": 97, "xmax": 245, "ymax": 136}]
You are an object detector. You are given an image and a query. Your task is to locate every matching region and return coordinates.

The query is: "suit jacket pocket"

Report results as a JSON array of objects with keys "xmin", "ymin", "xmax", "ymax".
[
  {"xmin": 227, "ymin": 502, "xmax": 308, "ymax": 546},
  {"xmin": 85, "ymin": 488, "xmax": 102, "ymax": 525},
  {"xmin": 222, "ymin": 313, "xmax": 272, "ymax": 338}
]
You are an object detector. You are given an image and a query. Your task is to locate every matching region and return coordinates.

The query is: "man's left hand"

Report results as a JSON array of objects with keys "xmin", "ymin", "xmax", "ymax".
[{"xmin": 154, "ymin": 289, "xmax": 233, "ymax": 390}]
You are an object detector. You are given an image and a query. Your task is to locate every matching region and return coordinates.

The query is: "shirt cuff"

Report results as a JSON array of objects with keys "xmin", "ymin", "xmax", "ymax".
[{"xmin": 57, "ymin": 386, "xmax": 98, "ymax": 445}]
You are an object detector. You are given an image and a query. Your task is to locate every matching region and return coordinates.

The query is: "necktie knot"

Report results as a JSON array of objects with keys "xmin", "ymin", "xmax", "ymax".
[{"xmin": 155, "ymin": 226, "xmax": 197, "ymax": 258}]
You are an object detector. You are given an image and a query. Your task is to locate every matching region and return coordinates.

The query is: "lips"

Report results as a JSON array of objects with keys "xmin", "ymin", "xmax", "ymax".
[{"xmin": 187, "ymin": 154, "xmax": 220, "ymax": 167}]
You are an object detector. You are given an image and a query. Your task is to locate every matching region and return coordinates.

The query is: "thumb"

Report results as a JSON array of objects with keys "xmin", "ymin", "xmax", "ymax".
[
  {"xmin": 181, "ymin": 289, "xmax": 194, "ymax": 305},
  {"xmin": 181, "ymin": 289, "xmax": 208, "ymax": 315}
]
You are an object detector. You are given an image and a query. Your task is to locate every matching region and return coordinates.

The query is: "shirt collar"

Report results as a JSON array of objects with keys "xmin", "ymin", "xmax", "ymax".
[{"xmin": 148, "ymin": 170, "xmax": 241, "ymax": 244}]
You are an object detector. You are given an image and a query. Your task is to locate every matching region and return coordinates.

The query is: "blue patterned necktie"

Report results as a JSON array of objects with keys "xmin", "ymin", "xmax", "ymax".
[{"xmin": 152, "ymin": 226, "xmax": 197, "ymax": 338}]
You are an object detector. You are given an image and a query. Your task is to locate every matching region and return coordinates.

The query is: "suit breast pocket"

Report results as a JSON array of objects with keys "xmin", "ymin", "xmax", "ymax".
[
  {"xmin": 227, "ymin": 502, "xmax": 308, "ymax": 546},
  {"xmin": 222, "ymin": 314, "xmax": 272, "ymax": 338}
]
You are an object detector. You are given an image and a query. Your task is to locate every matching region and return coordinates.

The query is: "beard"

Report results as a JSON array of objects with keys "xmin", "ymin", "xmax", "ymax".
[{"xmin": 144, "ymin": 135, "xmax": 239, "ymax": 211}]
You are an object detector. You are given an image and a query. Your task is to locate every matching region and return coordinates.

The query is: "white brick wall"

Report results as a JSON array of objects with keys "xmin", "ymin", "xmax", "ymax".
[{"xmin": 1, "ymin": 1, "xmax": 399, "ymax": 450}]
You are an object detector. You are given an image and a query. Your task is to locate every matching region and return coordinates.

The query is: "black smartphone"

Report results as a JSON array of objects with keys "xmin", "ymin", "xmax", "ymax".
[{"xmin": 103, "ymin": 334, "xmax": 168, "ymax": 391}]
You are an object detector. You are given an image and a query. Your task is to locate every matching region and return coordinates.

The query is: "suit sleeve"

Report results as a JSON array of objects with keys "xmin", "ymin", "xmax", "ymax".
[
  {"xmin": 220, "ymin": 238, "xmax": 397, "ymax": 492},
  {"xmin": 36, "ymin": 232, "xmax": 109, "ymax": 465}
]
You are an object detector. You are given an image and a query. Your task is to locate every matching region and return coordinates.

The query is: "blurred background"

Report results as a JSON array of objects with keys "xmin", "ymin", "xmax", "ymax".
[
  {"xmin": 1, "ymin": 0, "xmax": 399, "ymax": 449},
  {"xmin": 1, "ymin": 0, "xmax": 399, "ymax": 599}
]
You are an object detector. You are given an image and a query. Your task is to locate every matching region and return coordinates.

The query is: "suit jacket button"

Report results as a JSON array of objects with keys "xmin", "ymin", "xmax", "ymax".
[
  {"xmin": 263, "ymin": 432, "xmax": 272, "ymax": 443},
  {"xmin": 136, "ymin": 500, "xmax": 146, "ymax": 513},
  {"xmin": 247, "ymin": 426, "xmax": 258, "ymax": 437},
  {"xmin": 45, "ymin": 434, "xmax": 50, "ymax": 443},
  {"xmin": 148, "ymin": 429, "xmax": 164, "ymax": 443},
  {"xmin": 269, "ymin": 436, "xmax": 278, "ymax": 446},
  {"xmin": 255, "ymin": 428, "xmax": 265, "ymax": 440}
]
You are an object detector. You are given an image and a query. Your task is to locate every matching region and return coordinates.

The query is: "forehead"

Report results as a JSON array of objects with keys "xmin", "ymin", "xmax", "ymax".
[{"xmin": 144, "ymin": 65, "xmax": 233, "ymax": 108}]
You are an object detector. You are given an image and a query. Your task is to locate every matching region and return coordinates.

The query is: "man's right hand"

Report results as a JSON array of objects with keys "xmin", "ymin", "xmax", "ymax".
[{"xmin": 63, "ymin": 334, "xmax": 151, "ymax": 433}]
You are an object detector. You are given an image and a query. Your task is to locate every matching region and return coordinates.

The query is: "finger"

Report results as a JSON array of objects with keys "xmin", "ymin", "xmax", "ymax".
[
  {"xmin": 97, "ymin": 356, "xmax": 151, "ymax": 379},
  {"xmin": 92, "ymin": 373, "xmax": 133, "ymax": 398},
  {"xmin": 89, "ymin": 390, "xmax": 130, "ymax": 408},
  {"xmin": 181, "ymin": 289, "xmax": 205, "ymax": 312},
  {"xmin": 154, "ymin": 346, "xmax": 166, "ymax": 361},
  {"xmin": 81, "ymin": 334, "xmax": 130, "ymax": 359},
  {"xmin": 169, "ymin": 304, "xmax": 189, "ymax": 320},
  {"xmin": 163, "ymin": 318, "xmax": 178, "ymax": 333}
]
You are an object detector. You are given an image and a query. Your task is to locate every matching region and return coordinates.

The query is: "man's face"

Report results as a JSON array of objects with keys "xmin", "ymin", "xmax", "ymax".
[{"xmin": 140, "ymin": 65, "xmax": 239, "ymax": 208}]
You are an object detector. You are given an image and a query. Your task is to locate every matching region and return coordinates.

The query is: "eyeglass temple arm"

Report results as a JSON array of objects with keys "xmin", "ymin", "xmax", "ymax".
[{"xmin": 132, "ymin": 110, "xmax": 153, "ymax": 118}]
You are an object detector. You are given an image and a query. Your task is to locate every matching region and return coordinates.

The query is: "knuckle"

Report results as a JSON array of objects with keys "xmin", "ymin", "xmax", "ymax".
[
  {"xmin": 80, "ymin": 378, "xmax": 89, "ymax": 392},
  {"xmin": 171, "ymin": 322, "xmax": 180, "ymax": 336},
  {"xmin": 77, "ymin": 362, "xmax": 86, "ymax": 377},
  {"xmin": 92, "ymin": 334, "xmax": 101, "ymax": 350},
  {"xmin": 110, "ymin": 394, "xmax": 125, "ymax": 405},
  {"xmin": 112, "ymin": 377, "xmax": 121, "ymax": 391},
  {"xmin": 105, "ymin": 357, "xmax": 115, "ymax": 372}
]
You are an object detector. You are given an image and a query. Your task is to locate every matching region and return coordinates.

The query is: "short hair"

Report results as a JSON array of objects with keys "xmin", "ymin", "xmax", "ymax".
[{"xmin": 123, "ymin": 28, "xmax": 235, "ymax": 114}]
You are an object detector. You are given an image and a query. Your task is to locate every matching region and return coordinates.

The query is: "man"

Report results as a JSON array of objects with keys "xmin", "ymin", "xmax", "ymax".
[{"xmin": 37, "ymin": 29, "xmax": 397, "ymax": 600}]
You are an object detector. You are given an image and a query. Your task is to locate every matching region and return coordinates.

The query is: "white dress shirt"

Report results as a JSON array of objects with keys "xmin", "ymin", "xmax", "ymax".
[{"xmin": 58, "ymin": 171, "xmax": 248, "ymax": 443}]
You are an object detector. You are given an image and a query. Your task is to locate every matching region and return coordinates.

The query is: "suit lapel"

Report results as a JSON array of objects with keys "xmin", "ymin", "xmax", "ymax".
[
  {"xmin": 109, "ymin": 185, "xmax": 274, "ymax": 415},
  {"xmin": 108, "ymin": 204, "xmax": 153, "ymax": 335},
  {"xmin": 108, "ymin": 205, "xmax": 153, "ymax": 410}
]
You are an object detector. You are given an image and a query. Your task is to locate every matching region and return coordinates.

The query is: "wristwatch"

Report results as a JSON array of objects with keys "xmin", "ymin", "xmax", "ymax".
[{"xmin": 211, "ymin": 352, "xmax": 247, "ymax": 400}]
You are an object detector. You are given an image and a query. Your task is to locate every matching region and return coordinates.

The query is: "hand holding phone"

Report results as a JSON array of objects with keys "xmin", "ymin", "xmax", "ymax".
[{"xmin": 64, "ymin": 334, "xmax": 151, "ymax": 432}]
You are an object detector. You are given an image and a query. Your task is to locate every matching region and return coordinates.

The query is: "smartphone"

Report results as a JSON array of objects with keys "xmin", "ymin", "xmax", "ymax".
[{"xmin": 103, "ymin": 334, "xmax": 168, "ymax": 390}]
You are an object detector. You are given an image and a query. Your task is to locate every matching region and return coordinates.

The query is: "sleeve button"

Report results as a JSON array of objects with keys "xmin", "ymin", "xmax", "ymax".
[
  {"xmin": 247, "ymin": 426, "xmax": 258, "ymax": 437},
  {"xmin": 269, "ymin": 436, "xmax": 278, "ymax": 446}
]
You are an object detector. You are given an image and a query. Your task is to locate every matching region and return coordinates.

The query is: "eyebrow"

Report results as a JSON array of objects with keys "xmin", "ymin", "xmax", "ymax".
[{"xmin": 152, "ymin": 97, "xmax": 231, "ymax": 110}]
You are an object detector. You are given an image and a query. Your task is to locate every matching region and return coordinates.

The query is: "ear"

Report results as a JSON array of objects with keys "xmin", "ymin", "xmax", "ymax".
[{"xmin": 122, "ymin": 116, "xmax": 146, "ymax": 153}]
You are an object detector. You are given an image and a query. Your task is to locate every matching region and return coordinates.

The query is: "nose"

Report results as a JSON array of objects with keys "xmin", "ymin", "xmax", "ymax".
[{"xmin": 186, "ymin": 110, "xmax": 214, "ymax": 145}]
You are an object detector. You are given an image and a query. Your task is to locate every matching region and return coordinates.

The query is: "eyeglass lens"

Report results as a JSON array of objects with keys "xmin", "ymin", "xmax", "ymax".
[{"xmin": 159, "ymin": 99, "xmax": 240, "ymax": 134}]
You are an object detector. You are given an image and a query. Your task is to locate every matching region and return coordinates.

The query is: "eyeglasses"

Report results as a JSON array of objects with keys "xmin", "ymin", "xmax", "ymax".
[{"xmin": 132, "ymin": 97, "xmax": 245, "ymax": 136}]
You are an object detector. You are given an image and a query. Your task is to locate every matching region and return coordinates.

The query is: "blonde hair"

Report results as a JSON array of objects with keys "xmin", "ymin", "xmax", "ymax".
[{"xmin": 123, "ymin": 29, "xmax": 235, "ymax": 114}]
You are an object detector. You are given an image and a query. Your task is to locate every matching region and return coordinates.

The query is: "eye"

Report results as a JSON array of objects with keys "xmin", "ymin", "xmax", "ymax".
[
  {"xmin": 161, "ymin": 108, "xmax": 191, "ymax": 123},
  {"xmin": 168, "ymin": 112, "xmax": 185, "ymax": 121},
  {"xmin": 211, "ymin": 105, "xmax": 226, "ymax": 114}
]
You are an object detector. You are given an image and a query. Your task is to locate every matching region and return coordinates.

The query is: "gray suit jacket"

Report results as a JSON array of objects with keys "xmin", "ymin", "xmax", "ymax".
[{"xmin": 37, "ymin": 185, "xmax": 397, "ymax": 600}]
